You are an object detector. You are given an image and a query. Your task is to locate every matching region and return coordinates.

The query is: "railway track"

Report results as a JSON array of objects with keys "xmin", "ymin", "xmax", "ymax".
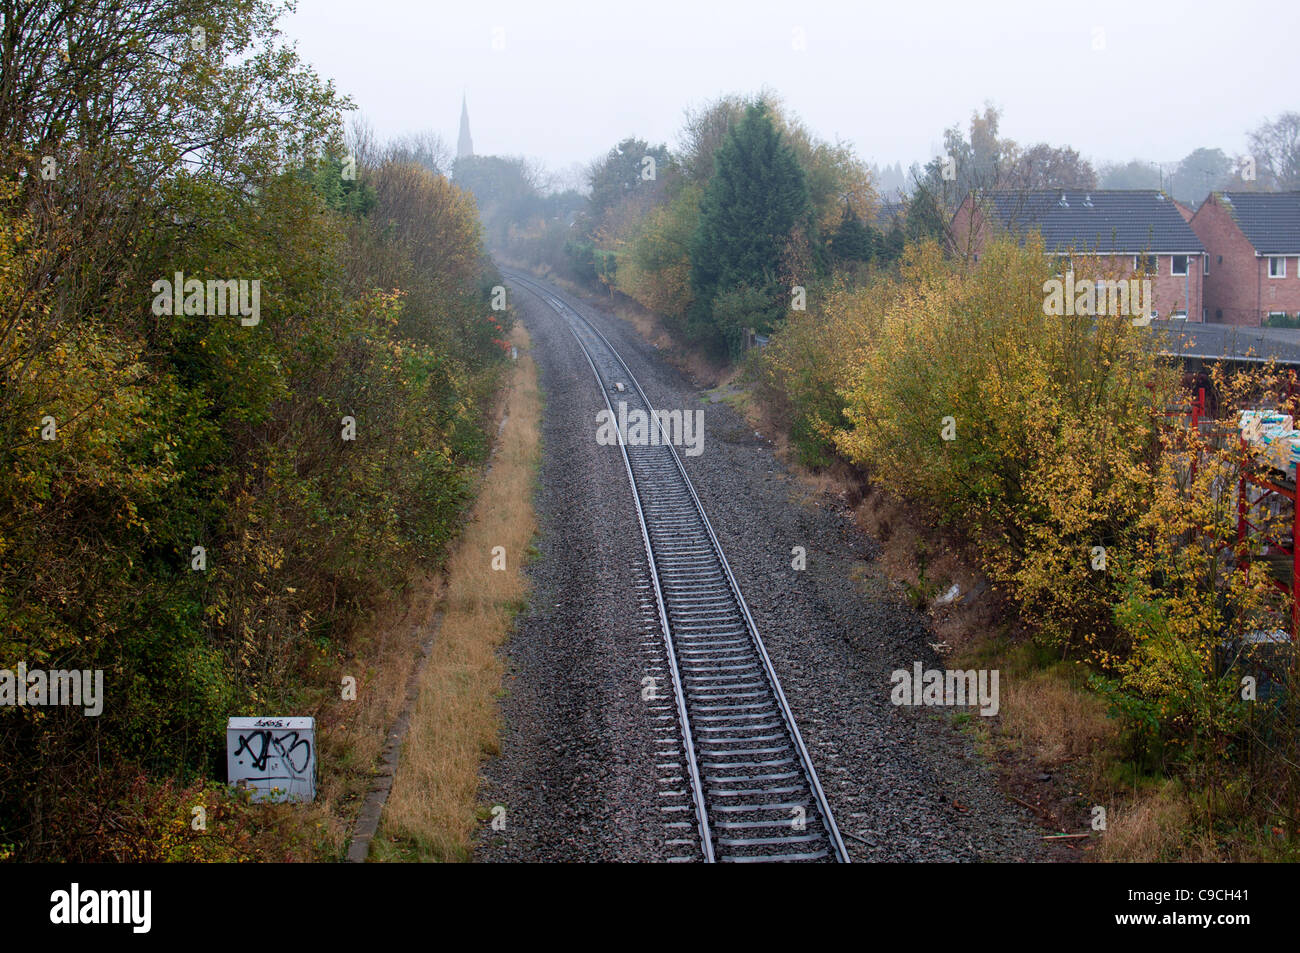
[{"xmin": 506, "ymin": 270, "xmax": 849, "ymax": 863}]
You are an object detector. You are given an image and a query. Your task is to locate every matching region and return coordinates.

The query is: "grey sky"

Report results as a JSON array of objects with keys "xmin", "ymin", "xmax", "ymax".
[{"xmin": 283, "ymin": 0, "xmax": 1298, "ymax": 180}]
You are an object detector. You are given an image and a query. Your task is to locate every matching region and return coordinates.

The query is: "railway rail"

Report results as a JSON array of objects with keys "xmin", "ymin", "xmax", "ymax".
[{"xmin": 506, "ymin": 270, "xmax": 849, "ymax": 863}]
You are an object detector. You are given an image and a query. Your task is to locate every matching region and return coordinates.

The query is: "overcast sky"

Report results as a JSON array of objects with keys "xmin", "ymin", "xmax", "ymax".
[{"xmin": 282, "ymin": 0, "xmax": 1298, "ymax": 181}]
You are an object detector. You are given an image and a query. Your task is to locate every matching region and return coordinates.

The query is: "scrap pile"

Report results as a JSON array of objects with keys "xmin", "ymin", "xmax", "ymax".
[{"xmin": 1240, "ymin": 410, "xmax": 1300, "ymax": 476}]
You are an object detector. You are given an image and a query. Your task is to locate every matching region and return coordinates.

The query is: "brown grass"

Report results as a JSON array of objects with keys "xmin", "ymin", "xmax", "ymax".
[
  {"xmin": 998, "ymin": 667, "xmax": 1115, "ymax": 767},
  {"xmin": 1094, "ymin": 782, "xmax": 1200, "ymax": 862},
  {"xmin": 301, "ymin": 570, "xmax": 445, "ymax": 858},
  {"xmin": 373, "ymin": 323, "xmax": 540, "ymax": 861}
]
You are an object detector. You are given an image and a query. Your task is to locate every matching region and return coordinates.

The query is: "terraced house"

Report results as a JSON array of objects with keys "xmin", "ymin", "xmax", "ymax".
[
  {"xmin": 1189, "ymin": 192, "xmax": 1300, "ymax": 327},
  {"xmin": 951, "ymin": 189, "xmax": 1207, "ymax": 320}
]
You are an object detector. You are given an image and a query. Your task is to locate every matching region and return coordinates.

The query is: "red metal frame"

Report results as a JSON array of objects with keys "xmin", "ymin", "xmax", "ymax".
[{"xmin": 1162, "ymin": 384, "xmax": 1299, "ymax": 635}]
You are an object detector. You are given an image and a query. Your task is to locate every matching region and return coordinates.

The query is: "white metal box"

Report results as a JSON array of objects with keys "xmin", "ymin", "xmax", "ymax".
[{"xmin": 226, "ymin": 716, "xmax": 316, "ymax": 802}]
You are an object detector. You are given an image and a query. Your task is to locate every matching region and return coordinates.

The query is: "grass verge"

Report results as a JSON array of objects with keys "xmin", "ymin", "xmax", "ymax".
[{"xmin": 371, "ymin": 323, "xmax": 540, "ymax": 861}]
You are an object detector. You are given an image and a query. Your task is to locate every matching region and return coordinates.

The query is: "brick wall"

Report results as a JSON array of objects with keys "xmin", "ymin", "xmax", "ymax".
[{"xmin": 1191, "ymin": 194, "xmax": 1300, "ymax": 326}]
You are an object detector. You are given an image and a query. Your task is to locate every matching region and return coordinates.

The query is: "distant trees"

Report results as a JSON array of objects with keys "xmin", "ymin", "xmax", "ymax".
[
  {"xmin": 1169, "ymin": 148, "xmax": 1234, "ymax": 205},
  {"xmin": 1098, "ymin": 159, "xmax": 1163, "ymax": 190},
  {"xmin": 869, "ymin": 161, "xmax": 907, "ymax": 195},
  {"xmin": 1002, "ymin": 143, "xmax": 1097, "ymax": 190},
  {"xmin": 452, "ymin": 154, "xmax": 547, "ymax": 247},
  {"xmin": 1097, "ymin": 117, "xmax": 1299, "ymax": 199},
  {"xmin": 689, "ymin": 103, "xmax": 810, "ymax": 354},
  {"xmin": 909, "ymin": 105, "xmax": 1099, "ymax": 250},
  {"xmin": 1248, "ymin": 112, "xmax": 1300, "ymax": 190},
  {"xmin": 386, "ymin": 131, "xmax": 453, "ymax": 176}
]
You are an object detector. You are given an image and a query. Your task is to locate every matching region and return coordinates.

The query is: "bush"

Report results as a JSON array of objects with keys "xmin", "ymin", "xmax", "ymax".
[
  {"xmin": 832, "ymin": 237, "xmax": 1174, "ymax": 651},
  {"xmin": 0, "ymin": 0, "xmax": 508, "ymax": 859},
  {"xmin": 759, "ymin": 234, "xmax": 1300, "ymax": 844}
]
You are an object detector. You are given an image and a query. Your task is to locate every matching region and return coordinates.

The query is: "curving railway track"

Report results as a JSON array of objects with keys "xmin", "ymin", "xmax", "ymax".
[{"xmin": 506, "ymin": 270, "xmax": 849, "ymax": 863}]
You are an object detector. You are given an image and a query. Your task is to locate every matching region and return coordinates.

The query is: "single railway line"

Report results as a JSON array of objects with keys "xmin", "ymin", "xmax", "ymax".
[{"xmin": 506, "ymin": 270, "xmax": 849, "ymax": 863}]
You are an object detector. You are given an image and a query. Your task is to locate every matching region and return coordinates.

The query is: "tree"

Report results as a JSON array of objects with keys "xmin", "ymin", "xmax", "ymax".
[
  {"xmin": 907, "ymin": 104, "xmax": 1016, "ymax": 247},
  {"xmin": 939, "ymin": 104, "xmax": 1014, "ymax": 198},
  {"xmin": 1098, "ymin": 159, "xmax": 1164, "ymax": 190},
  {"xmin": 613, "ymin": 182, "xmax": 701, "ymax": 324},
  {"xmin": 585, "ymin": 136, "xmax": 673, "ymax": 227},
  {"xmin": 881, "ymin": 219, "xmax": 906, "ymax": 262},
  {"xmin": 1248, "ymin": 112, "xmax": 1300, "ymax": 190},
  {"xmin": 677, "ymin": 91, "xmax": 875, "ymax": 267},
  {"xmin": 829, "ymin": 206, "xmax": 875, "ymax": 265},
  {"xmin": 689, "ymin": 103, "xmax": 810, "ymax": 353},
  {"xmin": 1003, "ymin": 143, "xmax": 1098, "ymax": 190},
  {"xmin": 385, "ymin": 131, "xmax": 452, "ymax": 176},
  {"xmin": 904, "ymin": 186, "xmax": 947, "ymax": 245},
  {"xmin": 678, "ymin": 94, "xmax": 753, "ymax": 185},
  {"xmin": 451, "ymin": 154, "xmax": 545, "ymax": 248},
  {"xmin": 1170, "ymin": 147, "xmax": 1234, "ymax": 205},
  {"xmin": 775, "ymin": 116, "xmax": 876, "ymax": 238}
]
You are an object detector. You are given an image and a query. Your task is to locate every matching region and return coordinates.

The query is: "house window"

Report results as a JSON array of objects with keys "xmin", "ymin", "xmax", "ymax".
[
  {"xmin": 1203, "ymin": 308, "xmax": 1209, "ymax": 321},
  {"xmin": 1171, "ymin": 310, "xmax": 1187, "ymax": 320},
  {"xmin": 1134, "ymin": 254, "xmax": 1157, "ymax": 274},
  {"xmin": 1172, "ymin": 255, "xmax": 1189, "ymax": 276},
  {"xmin": 1269, "ymin": 256, "xmax": 1286, "ymax": 278},
  {"xmin": 1203, "ymin": 256, "xmax": 1209, "ymax": 275}
]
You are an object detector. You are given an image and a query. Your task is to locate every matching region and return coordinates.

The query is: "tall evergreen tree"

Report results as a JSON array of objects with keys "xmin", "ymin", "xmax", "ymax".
[
  {"xmin": 689, "ymin": 104, "xmax": 809, "ymax": 350},
  {"xmin": 830, "ymin": 205, "xmax": 876, "ymax": 265}
]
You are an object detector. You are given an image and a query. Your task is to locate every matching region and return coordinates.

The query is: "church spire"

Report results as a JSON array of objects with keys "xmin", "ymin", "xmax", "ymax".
[{"xmin": 457, "ymin": 93, "xmax": 473, "ymax": 159}]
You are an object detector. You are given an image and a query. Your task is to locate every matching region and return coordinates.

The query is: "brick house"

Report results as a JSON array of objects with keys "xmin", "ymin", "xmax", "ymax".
[
  {"xmin": 951, "ymin": 190, "xmax": 1206, "ymax": 321},
  {"xmin": 1188, "ymin": 192, "xmax": 1300, "ymax": 326}
]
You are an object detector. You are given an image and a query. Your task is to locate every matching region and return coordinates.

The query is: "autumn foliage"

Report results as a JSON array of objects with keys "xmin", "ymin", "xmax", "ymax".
[
  {"xmin": 0, "ymin": 1, "xmax": 507, "ymax": 860},
  {"xmin": 758, "ymin": 236, "xmax": 1300, "ymax": 847}
]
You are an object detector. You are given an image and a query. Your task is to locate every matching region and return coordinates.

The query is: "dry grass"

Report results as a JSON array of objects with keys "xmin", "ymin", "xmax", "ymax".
[
  {"xmin": 616, "ymin": 298, "xmax": 677, "ymax": 353},
  {"xmin": 373, "ymin": 323, "xmax": 540, "ymax": 861},
  {"xmin": 998, "ymin": 668, "xmax": 1116, "ymax": 766},
  {"xmin": 302, "ymin": 571, "xmax": 444, "ymax": 858},
  {"xmin": 1094, "ymin": 782, "xmax": 1201, "ymax": 862}
]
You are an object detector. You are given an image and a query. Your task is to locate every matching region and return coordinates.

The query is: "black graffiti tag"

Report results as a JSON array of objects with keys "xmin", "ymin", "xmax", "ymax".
[{"xmin": 234, "ymin": 730, "xmax": 312, "ymax": 775}]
